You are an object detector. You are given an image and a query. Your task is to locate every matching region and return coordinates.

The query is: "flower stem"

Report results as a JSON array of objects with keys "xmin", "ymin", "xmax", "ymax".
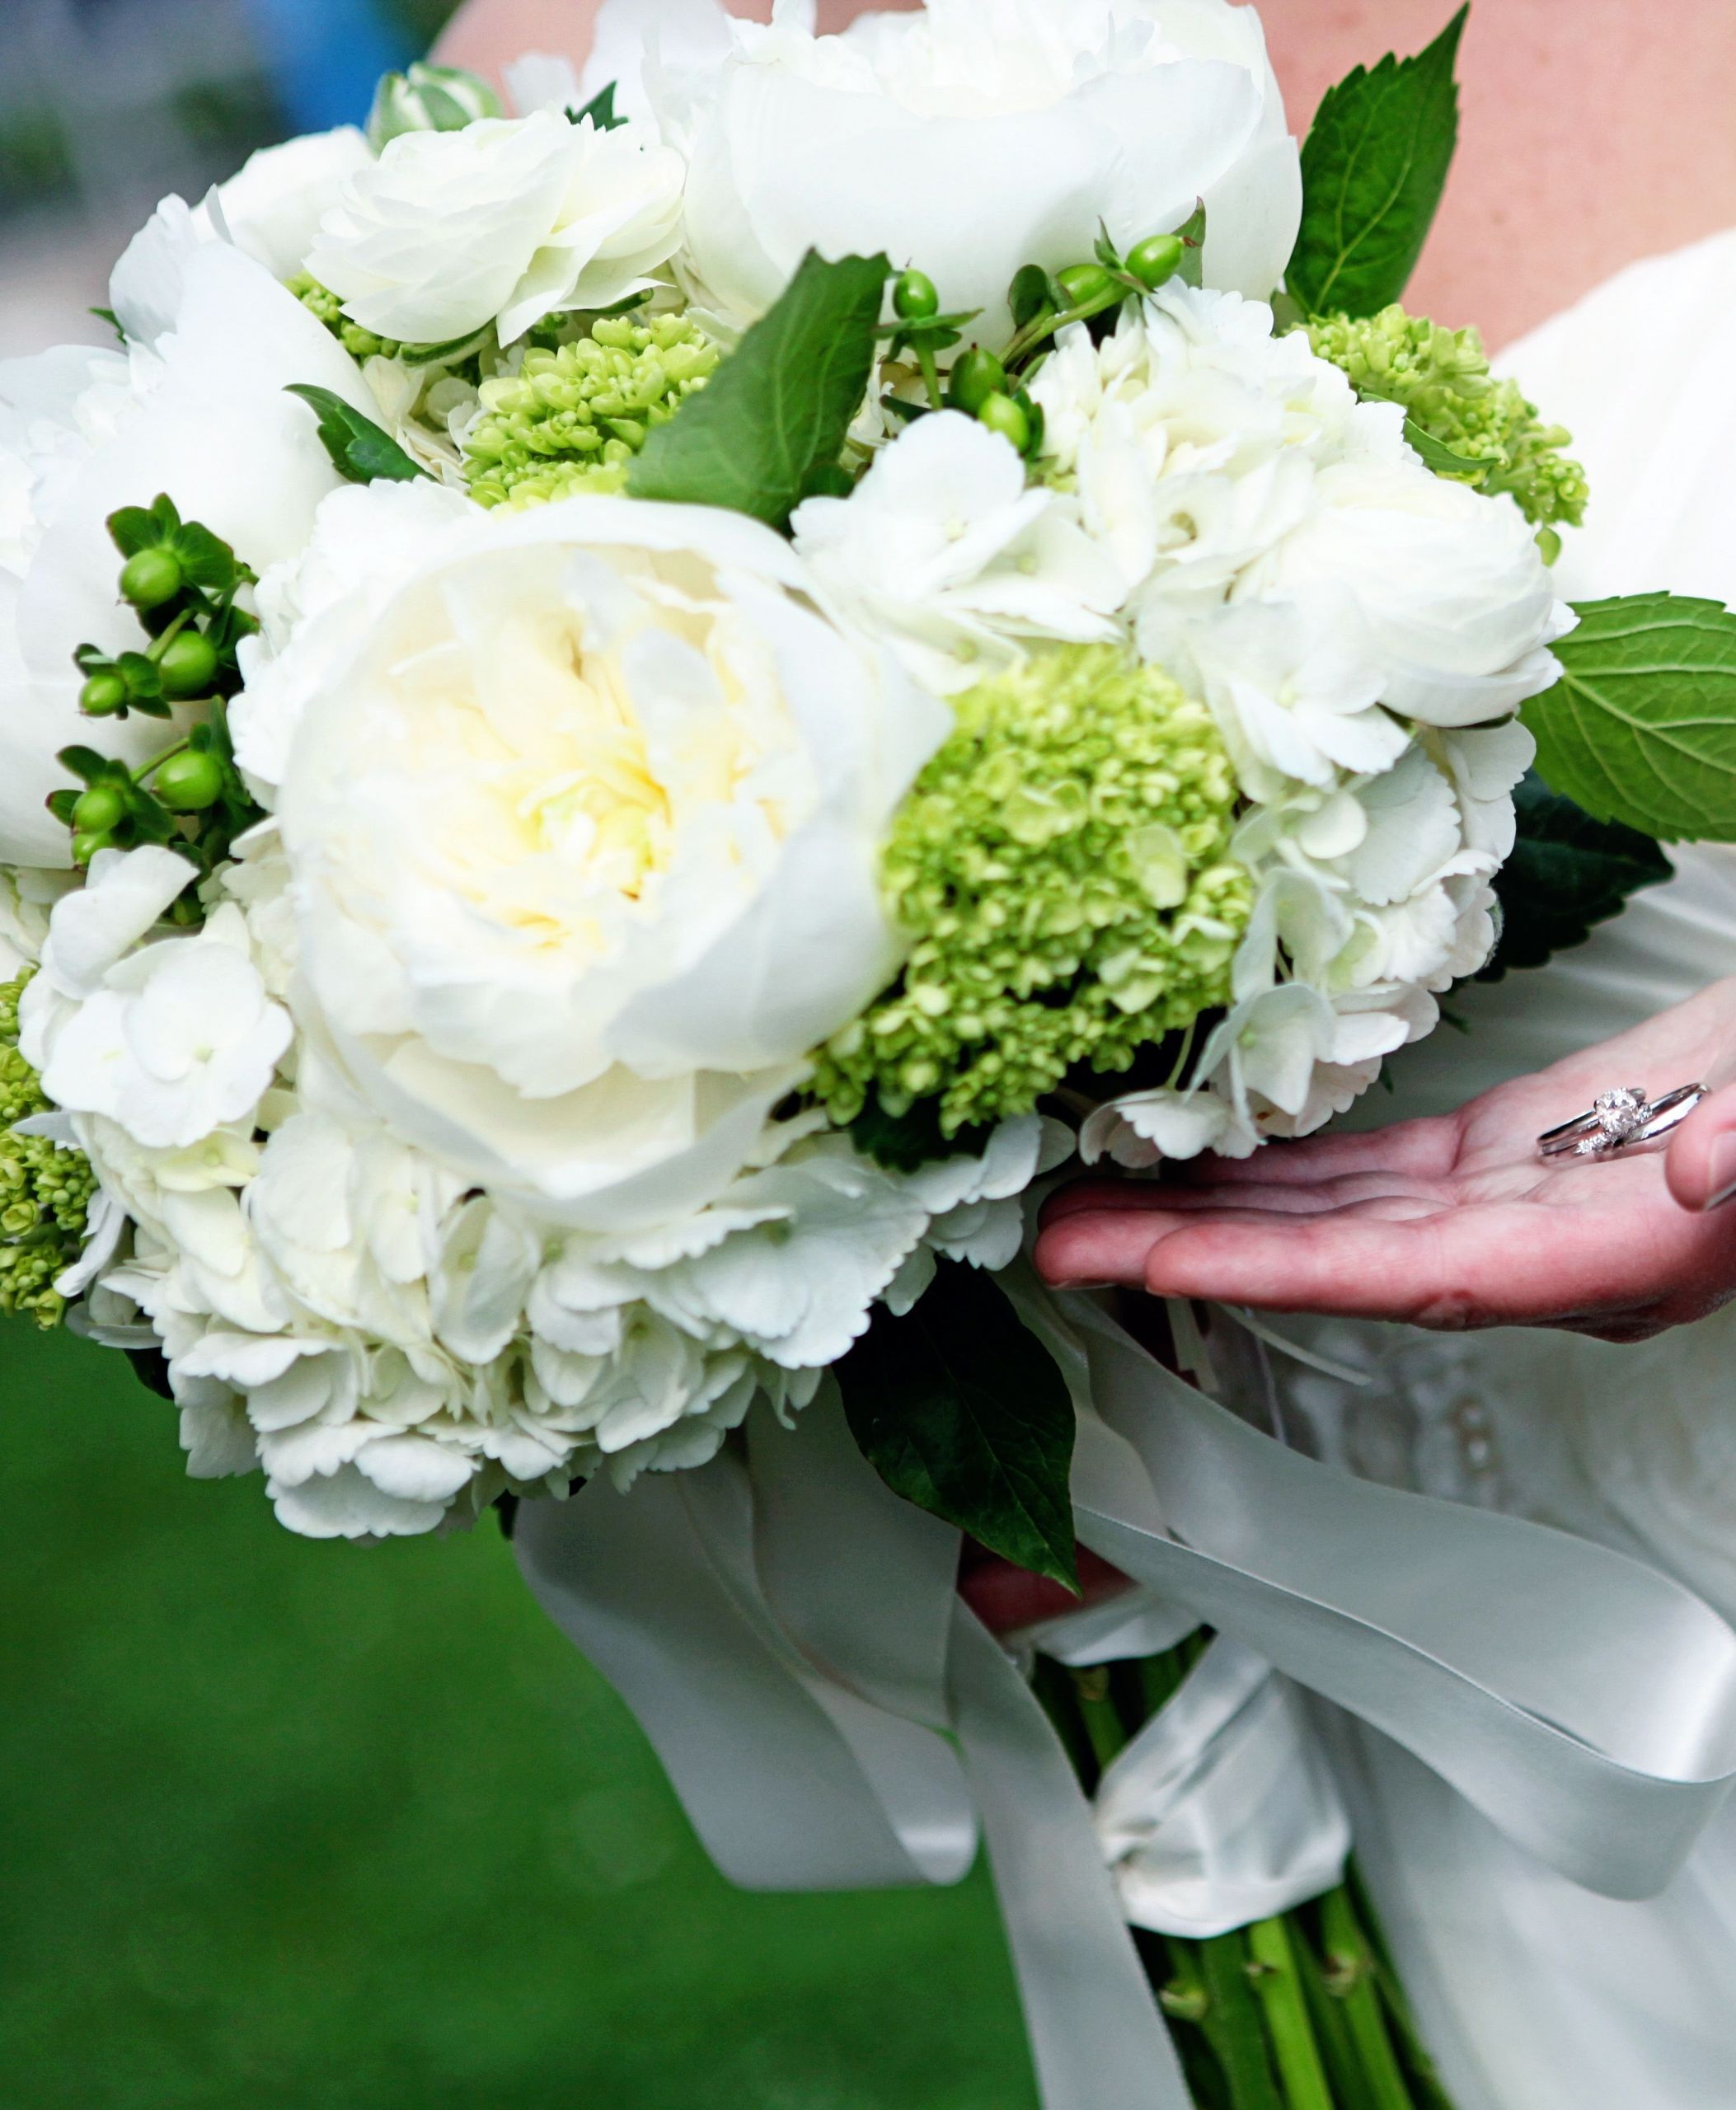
[{"xmin": 1247, "ymin": 1915, "xmax": 1335, "ymax": 2110}]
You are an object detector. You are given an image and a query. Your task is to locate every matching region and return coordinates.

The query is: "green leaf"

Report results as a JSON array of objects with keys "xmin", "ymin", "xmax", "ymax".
[
  {"xmin": 1288, "ymin": 7, "xmax": 1467, "ymax": 317},
  {"xmin": 838, "ymin": 1262, "xmax": 1079, "ymax": 1590},
  {"xmin": 628, "ymin": 250, "xmax": 889, "ymax": 528},
  {"xmin": 1522, "ymin": 593, "xmax": 1736, "ymax": 842},
  {"xmin": 1008, "ymin": 264, "xmax": 1056, "ymax": 331},
  {"xmin": 89, "ymin": 306, "xmax": 125, "ymax": 346},
  {"xmin": 569, "ymin": 82, "xmax": 626, "ymax": 131},
  {"xmin": 1478, "ymin": 770, "xmax": 1673, "ymax": 980},
  {"xmin": 847, "ymin": 1093, "xmax": 995, "ymax": 1175},
  {"xmin": 1402, "ymin": 416, "xmax": 1486, "ymax": 481},
  {"xmin": 284, "ymin": 384, "xmax": 428, "ymax": 486}
]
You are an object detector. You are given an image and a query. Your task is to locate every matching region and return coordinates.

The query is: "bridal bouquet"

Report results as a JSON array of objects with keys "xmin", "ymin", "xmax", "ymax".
[{"xmin": 11, "ymin": 3, "xmax": 1736, "ymax": 2106}]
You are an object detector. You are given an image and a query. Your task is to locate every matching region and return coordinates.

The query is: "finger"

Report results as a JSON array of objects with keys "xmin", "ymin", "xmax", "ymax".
[
  {"xmin": 1133, "ymin": 1199, "xmax": 1705, "ymax": 1330},
  {"xmin": 1035, "ymin": 1193, "xmax": 1442, "ymax": 1288},
  {"xmin": 1666, "ymin": 1082, "xmax": 1736, "ymax": 1212},
  {"xmin": 1044, "ymin": 1166, "xmax": 1450, "ymax": 1230}
]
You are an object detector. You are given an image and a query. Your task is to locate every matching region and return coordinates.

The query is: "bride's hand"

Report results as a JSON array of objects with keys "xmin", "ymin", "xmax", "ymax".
[{"xmin": 1035, "ymin": 977, "xmax": 1736, "ymax": 1343}]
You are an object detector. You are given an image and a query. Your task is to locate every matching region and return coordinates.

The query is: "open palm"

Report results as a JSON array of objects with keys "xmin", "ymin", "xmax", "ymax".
[{"xmin": 1036, "ymin": 978, "xmax": 1736, "ymax": 1341}]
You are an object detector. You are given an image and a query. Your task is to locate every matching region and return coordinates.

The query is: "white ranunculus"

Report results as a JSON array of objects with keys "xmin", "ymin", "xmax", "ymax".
[
  {"xmin": 109, "ymin": 128, "xmax": 373, "ymax": 344},
  {"xmin": 1255, "ymin": 459, "xmax": 1574, "ymax": 727},
  {"xmin": 611, "ymin": 0, "xmax": 1299, "ymax": 335},
  {"xmin": 273, "ymin": 494, "xmax": 947, "ymax": 1229},
  {"xmin": 0, "ymin": 242, "xmax": 368, "ymax": 868},
  {"xmin": 305, "ymin": 109, "xmax": 686, "ymax": 346},
  {"xmin": 791, "ymin": 410, "xmax": 1122, "ymax": 692}
]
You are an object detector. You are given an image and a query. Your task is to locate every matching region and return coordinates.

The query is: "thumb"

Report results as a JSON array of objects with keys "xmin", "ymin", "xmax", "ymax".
[{"xmin": 1665, "ymin": 1082, "xmax": 1736, "ymax": 1211}]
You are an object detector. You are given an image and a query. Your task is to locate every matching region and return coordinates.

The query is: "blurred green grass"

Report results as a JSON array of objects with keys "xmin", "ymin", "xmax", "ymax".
[{"xmin": 0, "ymin": 1321, "xmax": 1036, "ymax": 2109}]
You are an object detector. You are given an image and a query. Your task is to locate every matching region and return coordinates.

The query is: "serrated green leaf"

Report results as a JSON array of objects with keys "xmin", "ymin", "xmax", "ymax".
[
  {"xmin": 1479, "ymin": 770, "xmax": 1673, "ymax": 980},
  {"xmin": 838, "ymin": 1262, "xmax": 1078, "ymax": 1590},
  {"xmin": 569, "ymin": 82, "xmax": 626, "ymax": 131},
  {"xmin": 628, "ymin": 250, "xmax": 889, "ymax": 528},
  {"xmin": 1522, "ymin": 593, "xmax": 1736, "ymax": 842},
  {"xmin": 1402, "ymin": 416, "xmax": 1486, "ymax": 481},
  {"xmin": 284, "ymin": 384, "xmax": 428, "ymax": 486},
  {"xmin": 1288, "ymin": 7, "xmax": 1466, "ymax": 317}
]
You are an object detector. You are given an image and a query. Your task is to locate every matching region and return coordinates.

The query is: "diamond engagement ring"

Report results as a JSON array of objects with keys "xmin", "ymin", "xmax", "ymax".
[{"xmin": 1537, "ymin": 1084, "xmax": 1708, "ymax": 1160}]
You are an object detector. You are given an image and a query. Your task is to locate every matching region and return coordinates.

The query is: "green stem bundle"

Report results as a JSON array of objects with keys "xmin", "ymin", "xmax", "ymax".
[{"xmin": 1034, "ymin": 1649, "xmax": 1455, "ymax": 2110}]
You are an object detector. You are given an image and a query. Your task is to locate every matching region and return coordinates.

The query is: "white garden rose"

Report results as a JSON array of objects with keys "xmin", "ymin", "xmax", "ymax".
[
  {"xmin": 1252, "ymin": 458, "xmax": 1574, "ymax": 726},
  {"xmin": 791, "ymin": 410, "xmax": 1122, "ymax": 693},
  {"xmin": 608, "ymin": 0, "xmax": 1300, "ymax": 335},
  {"xmin": 271, "ymin": 494, "xmax": 948, "ymax": 1230},
  {"xmin": 305, "ymin": 109, "xmax": 686, "ymax": 346},
  {"xmin": 109, "ymin": 127, "xmax": 372, "ymax": 344},
  {"xmin": 0, "ymin": 241, "xmax": 368, "ymax": 868}
]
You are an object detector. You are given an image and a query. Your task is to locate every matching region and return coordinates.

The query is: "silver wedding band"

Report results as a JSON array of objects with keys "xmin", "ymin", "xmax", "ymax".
[{"xmin": 1537, "ymin": 1083, "xmax": 1707, "ymax": 1161}]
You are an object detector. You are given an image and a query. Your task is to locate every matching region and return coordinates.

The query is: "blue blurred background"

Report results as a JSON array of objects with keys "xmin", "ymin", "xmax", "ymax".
[{"xmin": 0, "ymin": 4, "xmax": 1034, "ymax": 2102}]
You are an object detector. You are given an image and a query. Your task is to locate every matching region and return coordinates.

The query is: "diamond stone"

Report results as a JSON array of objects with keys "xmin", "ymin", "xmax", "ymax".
[{"xmin": 1593, "ymin": 1086, "xmax": 1648, "ymax": 1142}]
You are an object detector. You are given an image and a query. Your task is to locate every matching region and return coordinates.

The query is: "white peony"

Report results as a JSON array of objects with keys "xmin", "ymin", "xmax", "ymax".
[
  {"xmin": 609, "ymin": 0, "xmax": 1300, "ymax": 335},
  {"xmin": 0, "ymin": 241, "xmax": 368, "ymax": 868},
  {"xmin": 791, "ymin": 410, "xmax": 1122, "ymax": 692},
  {"xmin": 305, "ymin": 109, "xmax": 686, "ymax": 346},
  {"xmin": 269, "ymin": 491, "xmax": 947, "ymax": 1228}
]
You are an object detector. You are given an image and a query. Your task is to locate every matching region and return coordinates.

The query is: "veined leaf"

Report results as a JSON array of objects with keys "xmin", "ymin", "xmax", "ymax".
[
  {"xmin": 838, "ymin": 1262, "xmax": 1079, "ymax": 1591},
  {"xmin": 285, "ymin": 384, "xmax": 428, "ymax": 486},
  {"xmin": 629, "ymin": 250, "xmax": 889, "ymax": 529},
  {"xmin": 1288, "ymin": 7, "xmax": 1467, "ymax": 318},
  {"xmin": 1523, "ymin": 593, "xmax": 1736, "ymax": 842},
  {"xmin": 1479, "ymin": 770, "xmax": 1673, "ymax": 979}
]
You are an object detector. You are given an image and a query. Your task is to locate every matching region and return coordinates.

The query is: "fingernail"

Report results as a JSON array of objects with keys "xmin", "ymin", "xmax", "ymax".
[{"xmin": 1705, "ymin": 1133, "xmax": 1736, "ymax": 1210}]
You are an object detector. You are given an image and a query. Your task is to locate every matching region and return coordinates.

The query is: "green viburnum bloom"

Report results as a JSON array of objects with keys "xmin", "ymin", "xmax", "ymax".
[
  {"xmin": 286, "ymin": 272, "xmax": 406, "ymax": 365},
  {"xmin": 0, "ymin": 973, "xmax": 96, "ymax": 1329},
  {"xmin": 461, "ymin": 313, "xmax": 720, "ymax": 507},
  {"xmin": 815, "ymin": 646, "xmax": 1250, "ymax": 1137},
  {"xmin": 1307, "ymin": 303, "xmax": 1589, "ymax": 529}
]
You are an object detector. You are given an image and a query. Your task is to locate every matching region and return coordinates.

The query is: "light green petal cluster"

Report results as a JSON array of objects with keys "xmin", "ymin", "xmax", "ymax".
[
  {"xmin": 285, "ymin": 272, "xmax": 405, "ymax": 365},
  {"xmin": 816, "ymin": 647, "xmax": 1250, "ymax": 1137},
  {"xmin": 1308, "ymin": 304, "xmax": 1589, "ymax": 529},
  {"xmin": 461, "ymin": 314, "xmax": 721, "ymax": 508},
  {"xmin": 0, "ymin": 973, "xmax": 96, "ymax": 1329}
]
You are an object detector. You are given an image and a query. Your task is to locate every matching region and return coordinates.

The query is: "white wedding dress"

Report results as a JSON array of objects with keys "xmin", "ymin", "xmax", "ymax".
[{"xmin": 1283, "ymin": 230, "xmax": 1736, "ymax": 2110}]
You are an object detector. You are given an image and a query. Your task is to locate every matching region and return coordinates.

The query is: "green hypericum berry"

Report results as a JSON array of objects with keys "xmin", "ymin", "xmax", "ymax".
[
  {"xmin": 893, "ymin": 270, "xmax": 941, "ymax": 322},
  {"xmin": 1126, "ymin": 233, "xmax": 1185, "ymax": 291},
  {"xmin": 156, "ymin": 630, "xmax": 219, "ymax": 699},
  {"xmin": 120, "ymin": 547, "xmax": 183, "ymax": 610},
  {"xmin": 71, "ymin": 828, "xmax": 112, "ymax": 865},
  {"xmin": 79, "ymin": 673, "xmax": 129, "ymax": 717},
  {"xmin": 153, "ymin": 750, "xmax": 224, "ymax": 813},
  {"xmin": 72, "ymin": 785, "xmax": 127, "ymax": 834},
  {"xmin": 946, "ymin": 347, "xmax": 1006, "ymax": 415},
  {"xmin": 1055, "ymin": 262, "xmax": 1117, "ymax": 308},
  {"xmin": 976, "ymin": 392, "xmax": 1030, "ymax": 452}
]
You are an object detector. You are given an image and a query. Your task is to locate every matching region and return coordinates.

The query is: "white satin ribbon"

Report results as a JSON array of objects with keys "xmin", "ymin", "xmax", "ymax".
[{"xmin": 516, "ymin": 1290, "xmax": 1736, "ymax": 2108}]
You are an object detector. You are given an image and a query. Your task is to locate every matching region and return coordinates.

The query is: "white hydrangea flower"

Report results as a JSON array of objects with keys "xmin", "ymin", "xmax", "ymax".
[
  {"xmin": 791, "ymin": 411, "xmax": 1123, "ymax": 694},
  {"xmin": 306, "ymin": 109, "xmax": 686, "ymax": 345}
]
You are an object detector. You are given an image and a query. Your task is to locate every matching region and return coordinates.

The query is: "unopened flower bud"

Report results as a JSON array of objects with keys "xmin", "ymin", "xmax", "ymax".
[
  {"xmin": 79, "ymin": 672, "xmax": 129, "ymax": 717},
  {"xmin": 946, "ymin": 347, "xmax": 1006, "ymax": 416},
  {"xmin": 1126, "ymin": 233, "xmax": 1185, "ymax": 291},
  {"xmin": 976, "ymin": 392, "xmax": 1030, "ymax": 453},
  {"xmin": 153, "ymin": 749, "xmax": 224, "ymax": 813},
  {"xmin": 120, "ymin": 547, "xmax": 182, "ymax": 611},
  {"xmin": 893, "ymin": 269, "xmax": 941, "ymax": 322},
  {"xmin": 367, "ymin": 62, "xmax": 504, "ymax": 153},
  {"xmin": 157, "ymin": 630, "xmax": 219, "ymax": 699}
]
